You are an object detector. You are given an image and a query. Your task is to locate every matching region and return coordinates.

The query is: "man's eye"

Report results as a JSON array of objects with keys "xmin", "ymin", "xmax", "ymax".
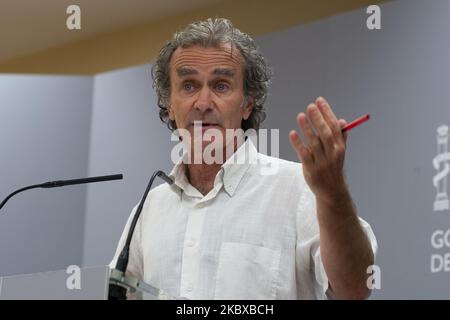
[
  {"xmin": 183, "ymin": 83, "xmax": 194, "ymax": 91},
  {"xmin": 216, "ymin": 82, "xmax": 229, "ymax": 92}
]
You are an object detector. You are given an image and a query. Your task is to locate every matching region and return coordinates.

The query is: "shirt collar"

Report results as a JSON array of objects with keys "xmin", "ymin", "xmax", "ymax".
[{"xmin": 168, "ymin": 138, "xmax": 258, "ymax": 198}]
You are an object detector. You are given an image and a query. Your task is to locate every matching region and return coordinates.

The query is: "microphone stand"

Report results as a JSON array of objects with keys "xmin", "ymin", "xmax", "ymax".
[
  {"xmin": 0, "ymin": 172, "xmax": 176, "ymax": 300},
  {"xmin": 108, "ymin": 170, "xmax": 174, "ymax": 300},
  {"xmin": 0, "ymin": 174, "xmax": 123, "ymax": 211}
]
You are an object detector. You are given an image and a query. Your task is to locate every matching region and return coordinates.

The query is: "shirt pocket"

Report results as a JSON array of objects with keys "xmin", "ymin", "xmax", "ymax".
[{"xmin": 214, "ymin": 242, "xmax": 281, "ymax": 299}]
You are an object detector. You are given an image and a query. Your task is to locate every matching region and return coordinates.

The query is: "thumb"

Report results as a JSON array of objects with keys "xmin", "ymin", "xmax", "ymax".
[{"xmin": 338, "ymin": 119, "xmax": 348, "ymax": 143}]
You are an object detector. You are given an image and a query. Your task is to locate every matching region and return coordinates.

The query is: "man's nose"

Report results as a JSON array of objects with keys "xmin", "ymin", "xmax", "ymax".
[{"xmin": 193, "ymin": 86, "xmax": 214, "ymax": 113}]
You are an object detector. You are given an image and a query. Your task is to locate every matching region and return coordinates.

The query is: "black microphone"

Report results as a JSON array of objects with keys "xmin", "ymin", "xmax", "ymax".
[
  {"xmin": 109, "ymin": 170, "xmax": 173, "ymax": 300},
  {"xmin": 0, "ymin": 174, "xmax": 123, "ymax": 211}
]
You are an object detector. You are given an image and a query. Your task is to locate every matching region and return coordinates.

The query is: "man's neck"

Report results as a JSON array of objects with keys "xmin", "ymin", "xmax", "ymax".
[
  {"xmin": 185, "ymin": 138, "xmax": 244, "ymax": 196},
  {"xmin": 186, "ymin": 163, "xmax": 222, "ymax": 196}
]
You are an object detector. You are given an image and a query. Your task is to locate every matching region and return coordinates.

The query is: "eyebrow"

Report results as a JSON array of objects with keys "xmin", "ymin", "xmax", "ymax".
[
  {"xmin": 176, "ymin": 67, "xmax": 236, "ymax": 77},
  {"xmin": 176, "ymin": 68, "xmax": 197, "ymax": 77},
  {"xmin": 212, "ymin": 68, "xmax": 235, "ymax": 77}
]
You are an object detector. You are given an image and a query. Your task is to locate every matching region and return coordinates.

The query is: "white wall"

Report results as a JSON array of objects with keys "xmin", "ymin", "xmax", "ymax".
[
  {"xmin": 0, "ymin": 74, "xmax": 93, "ymax": 276},
  {"xmin": 82, "ymin": 65, "xmax": 176, "ymax": 266}
]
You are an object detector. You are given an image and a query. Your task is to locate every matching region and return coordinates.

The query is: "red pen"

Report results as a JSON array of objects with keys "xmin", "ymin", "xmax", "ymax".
[{"xmin": 341, "ymin": 114, "xmax": 370, "ymax": 133}]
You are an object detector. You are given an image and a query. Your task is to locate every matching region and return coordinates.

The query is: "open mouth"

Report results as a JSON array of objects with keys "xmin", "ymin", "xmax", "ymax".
[{"xmin": 192, "ymin": 122, "xmax": 219, "ymax": 128}]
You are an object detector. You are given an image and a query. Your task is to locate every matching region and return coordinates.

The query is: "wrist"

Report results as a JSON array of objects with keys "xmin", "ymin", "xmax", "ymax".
[{"xmin": 315, "ymin": 181, "xmax": 351, "ymax": 207}]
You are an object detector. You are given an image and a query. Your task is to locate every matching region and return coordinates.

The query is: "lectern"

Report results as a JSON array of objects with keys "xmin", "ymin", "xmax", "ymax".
[{"xmin": 0, "ymin": 266, "xmax": 177, "ymax": 300}]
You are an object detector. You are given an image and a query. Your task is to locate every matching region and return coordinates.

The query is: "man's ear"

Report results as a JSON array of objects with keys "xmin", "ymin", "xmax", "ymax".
[{"xmin": 242, "ymin": 97, "xmax": 254, "ymax": 120}]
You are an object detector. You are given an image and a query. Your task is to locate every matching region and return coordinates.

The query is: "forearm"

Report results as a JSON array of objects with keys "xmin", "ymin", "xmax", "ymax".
[
  {"xmin": 288, "ymin": 97, "xmax": 374, "ymax": 298},
  {"xmin": 316, "ymin": 188, "xmax": 374, "ymax": 299}
]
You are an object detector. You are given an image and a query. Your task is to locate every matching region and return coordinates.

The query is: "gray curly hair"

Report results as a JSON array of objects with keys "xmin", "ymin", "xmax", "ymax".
[{"xmin": 151, "ymin": 18, "xmax": 272, "ymax": 131}]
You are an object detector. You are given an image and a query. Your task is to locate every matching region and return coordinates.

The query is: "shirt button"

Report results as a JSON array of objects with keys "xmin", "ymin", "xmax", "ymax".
[
  {"xmin": 186, "ymin": 284, "xmax": 193, "ymax": 292},
  {"xmin": 186, "ymin": 239, "xmax": 195, "ymax": 247},
  {"xmin": 196, "ymin": 202, "xmax": 205, "ymax": 208}
]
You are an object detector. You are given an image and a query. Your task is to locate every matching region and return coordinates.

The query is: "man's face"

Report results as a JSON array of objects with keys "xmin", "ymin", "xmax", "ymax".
[{"xmin": 168, "ymin": 44, "xmax": 253, "ymax": 154}]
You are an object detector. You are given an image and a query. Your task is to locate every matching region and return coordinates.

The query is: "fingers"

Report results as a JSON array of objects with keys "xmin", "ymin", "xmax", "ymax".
[
  {"xmin": 289, "ymin": 98, "xmax": 346, "ymax": 165},
  {"xmin": 338, "ymin": 119, "xmax": 348, "ymax": 143},
  {"xmin": 306, "ymin": 103, "xmax": 337, "ymax": 157},
  {"xmin": 298, "ymin": 111, "xmax": 326, "ymax": 160},
  {"xmin": 289, "ymin": 130, "xmax": 313, "ymax": 164},
  {"xmin": 316, "ymin": 97, "xmax": 341, "ymax": 137}
]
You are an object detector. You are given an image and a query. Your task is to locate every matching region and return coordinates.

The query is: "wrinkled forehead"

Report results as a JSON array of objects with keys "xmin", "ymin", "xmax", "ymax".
[{"xmin": 170, "ymin": 44, "xmax": 245, "ymax": 76}]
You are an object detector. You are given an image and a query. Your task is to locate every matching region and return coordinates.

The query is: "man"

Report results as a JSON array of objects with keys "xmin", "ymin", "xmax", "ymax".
[{"xmin": 111, "ymin": 18, "xmax": 377, "ymax": 300}]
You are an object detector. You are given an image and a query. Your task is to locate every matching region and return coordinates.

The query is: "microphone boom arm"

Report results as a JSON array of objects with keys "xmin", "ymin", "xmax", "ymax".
[{"xmin": 0, "ymin": 174, "xmax": 123, "ymax": 211}]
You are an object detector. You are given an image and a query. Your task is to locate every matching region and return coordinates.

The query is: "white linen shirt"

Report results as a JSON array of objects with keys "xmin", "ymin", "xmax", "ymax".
[{"xmin": 111, "ymin": 139, "xmax": 377, "ymax": 299}]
